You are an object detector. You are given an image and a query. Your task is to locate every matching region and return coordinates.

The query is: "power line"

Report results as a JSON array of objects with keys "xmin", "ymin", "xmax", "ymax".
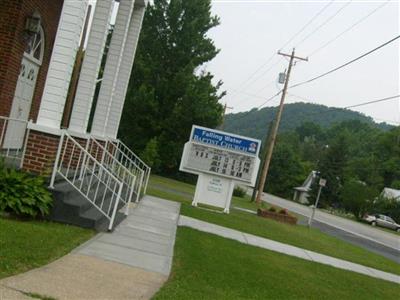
[
  {"xmin": 344, "ymin": 95, "xmax": 399, "ymax": 109},
  {"xmin": 290, "ymin": 35, "xmax": 400, "ymax": 89},
  {"xmin": 256, "ymin": 90, "xmax": 282, "ymax": 109},
  {"xmin": 280, "ymin": 0, "xmax": 335, "ymax": 51},
  {"xmin": 227, "ymin": 87, "xmax": 274, "ymax": 100},
  {"xmin": 234, "ymin": 54, "xmax": 277, "ymax": 91},
  {"xmin": 224, "ymin": 90, "xmax": 282, "ymax": 124},
  {"xmin": 247, "ymin": 58, "xmax": 284, "ymax": 88},
  {"xmin": 295, "ymin": 0, "xmax": 354, "ymax": 48},
  {"xmin": 230, "ymin": 0, "xmax": 334, "ymax": 95},
  {"xmin": 295, "ymin": 95, "xmax": 400, "ymax": 120},
  {"xmin": 309, "ymin": 0, "xmax": 391, "ymax": 57}
]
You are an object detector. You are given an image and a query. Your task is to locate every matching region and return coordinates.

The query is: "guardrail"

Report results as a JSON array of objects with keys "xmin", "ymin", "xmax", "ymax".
[
  {"xmin": 87, "ymin": 137, "xmax": 137, "ymax": 206},
  {"xmin": 107, "ymin": 139, "xmax": 151, "ymax": 197},
  {"xmin": 0, "ymin": 116, "xmax": 29, "ymax": 168},
  {"xmin": 49, "ymin": 131, "xmax": 124, "ymax": 230}
]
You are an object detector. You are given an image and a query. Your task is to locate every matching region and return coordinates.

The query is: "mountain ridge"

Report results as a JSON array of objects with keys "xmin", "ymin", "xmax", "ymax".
[{"xmin": 223, "ymin": 102, "xmax": 393, "ymax": 141}]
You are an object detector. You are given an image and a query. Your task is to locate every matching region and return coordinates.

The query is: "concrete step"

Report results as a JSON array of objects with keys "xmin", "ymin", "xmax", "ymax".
[{"xmin": 48, "ymin": 176, "xmax": 126, "ymax": 231}]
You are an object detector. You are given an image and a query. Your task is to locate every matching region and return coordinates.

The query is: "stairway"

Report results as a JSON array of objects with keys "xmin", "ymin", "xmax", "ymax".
[
  {"xmin": 47, "ymin": 132, "xmax": 150, "ymax": 231},
  {"xmin": 49, "ymin": 179, "xmax": 127, "ymax": 231}
]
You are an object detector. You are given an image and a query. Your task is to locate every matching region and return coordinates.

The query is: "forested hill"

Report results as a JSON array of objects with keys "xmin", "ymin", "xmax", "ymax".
[{"xmin": 223, "ymin": 102, "xmax": 392, "ymax": 140}]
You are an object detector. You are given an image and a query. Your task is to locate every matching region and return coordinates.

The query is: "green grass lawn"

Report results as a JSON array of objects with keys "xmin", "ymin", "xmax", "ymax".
[
  {"xmin": 148, "ymin": 175, "xmax": 400, "ymax": 275},
  {"xmin": 0, "ymin": 218, "xmax": 95, "ymax": 279},
  {"xmin": 153, "ymin": 227, "xmax": 400, "ymax": 300}
]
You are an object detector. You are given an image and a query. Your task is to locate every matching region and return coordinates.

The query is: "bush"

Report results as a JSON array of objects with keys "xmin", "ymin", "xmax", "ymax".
[
  {"xmin": 233, "ymin": 186, "xmax": 246, "ymax": 198},
  {"xmin": 268, "ymin": 206, "xmax": 277, "ymax": 213},
  {"xmin": 279, "ymin": 209, "xmax": 288, "ymax": 215},
  {"xmin": 0, "ymin": 165, "xmax": 52, "ymax": 217}
]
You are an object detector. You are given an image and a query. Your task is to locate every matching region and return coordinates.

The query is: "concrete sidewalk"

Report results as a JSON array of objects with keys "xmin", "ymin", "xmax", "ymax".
[
  {"xmin": 0, "ymin": 196, "xmax": 180, "ymax": 300},
  {"xmin": 179, "ymin": 215, "xmax": 400, "ymax": 284}
]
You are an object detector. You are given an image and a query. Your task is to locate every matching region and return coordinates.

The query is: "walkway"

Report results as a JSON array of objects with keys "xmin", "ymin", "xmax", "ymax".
[
  {"xmin": 0, "ymin": 196, "xmax": 180, "ymax": 300},
  {"xmin": 179, "ymin": 215, "xmax": 400, "ymax": 284}
]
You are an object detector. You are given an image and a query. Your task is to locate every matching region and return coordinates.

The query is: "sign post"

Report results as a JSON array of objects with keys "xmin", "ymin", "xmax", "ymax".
[
  {"xmin": 308, "ymin": 178, "xmax": 326, "ymax": 227},
  {"xmin": 180, "ymin": 125, "xmax": 261, "ymax": 213}
]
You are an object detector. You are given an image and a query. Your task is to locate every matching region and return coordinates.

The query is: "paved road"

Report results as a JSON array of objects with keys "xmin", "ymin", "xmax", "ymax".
[
  {"xmin": 262, "ymin": 193, "xmax": 400, "ymax": 251},
  {"xmin": 311, "ymin": 220, "xmax": 400, "ymax": 263}
]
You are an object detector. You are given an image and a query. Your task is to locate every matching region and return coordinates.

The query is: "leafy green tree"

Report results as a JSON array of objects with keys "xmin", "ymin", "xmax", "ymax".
[
  {"xmin": 264, "ymin": 141, "xmax": 307, "ymax": 198},
  {"xmin": 340, "ymin": 179, "xmax": 376, "ymax": 220},
  {"xmin": 374, "ymin": 127, "xmax": 400, "ymax": 187},
  {"xmin": 119, "ymin": 0, "xmax": 224, "ymax": 174},
  {"xmin": 140, "ymin": 137, "xmax": 161, "ymax": 171},
  {"xmin": 317, "ymin": 130, "xmax": 351, "ymax": 206}
]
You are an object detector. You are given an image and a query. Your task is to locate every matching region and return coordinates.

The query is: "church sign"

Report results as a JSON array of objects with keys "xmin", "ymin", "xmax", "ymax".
[{"xmin": 180, "ymin": 125, "xmax": 261, "ymax": 213}]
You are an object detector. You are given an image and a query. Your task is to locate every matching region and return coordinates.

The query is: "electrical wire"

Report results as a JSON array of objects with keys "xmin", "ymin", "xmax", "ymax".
[
  {"xmin": 309, "ymin": 0, "xmax": 391, "ymax": 57},
  {"xmin": 295, "ymin": 94, "xmax": 400, "ymax": 119},
  {"xmin": 344, "ymin": 95, "xmax": 399, "ymax": 109},
  {"xmin": 295, "ymin": 0, "xmax": 354, "ymax": 48},
  {"xmin": 280, "ymin": 0, "xmax": 335, "ymax": 51},
  {"xmin": 227, "ymin": 87, "xmax": 274, "ymax": 100},
  {"xmin": 230, "ymin": 0, "xmax": 335, "ymax": 95},
  {"xmin": 290, "ymin": 35, "xmax": 400, "ymax": 89}
]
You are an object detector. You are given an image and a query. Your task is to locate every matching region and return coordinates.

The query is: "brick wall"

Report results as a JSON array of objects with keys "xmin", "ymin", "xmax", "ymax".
[
  {"xmin": 0, "ymin": 0, "xmax": 63, "ymax": 120},
  {"xmin": 22, "ymin": 130, "xmax": 90, "ymax": 175},
  {"xmin": 22, "ymin": 130, "xmax": 60, "ymax": 174}
]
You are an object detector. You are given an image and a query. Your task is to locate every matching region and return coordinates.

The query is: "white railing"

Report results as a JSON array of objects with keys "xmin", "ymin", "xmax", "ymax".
[
  {"xmin": 0, "ymin": 116, "xmax": 29, "ymax": 168},
  {"xmin": 87, "ymin": 137, "xmax": 137, "ymax": 204},
  {"xmin": 107, "ymin": 139, "xmax": 151, "ymax": 197},
  {"xmin": 49, "ymin": 131, "xmax": 124, "ymax": 230}
]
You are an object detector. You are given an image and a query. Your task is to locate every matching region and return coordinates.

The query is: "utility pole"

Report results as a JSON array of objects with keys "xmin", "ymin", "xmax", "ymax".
[
  {"xmin": 255, "ymin": 48, "xmax": 308, "ymax": 205},
  {"xmin": 251, "ymin": 120, "xmax": 273, "ymax": 202},
  {"xmin": 220, "ymin": 103, "xmax": 233, "ymax": 130}
]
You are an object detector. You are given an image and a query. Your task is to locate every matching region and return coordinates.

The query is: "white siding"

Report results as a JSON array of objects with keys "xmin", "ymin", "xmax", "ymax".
[
  {"xmin": 90, "ymin": 0, "xmax": 135, "ymax": 137},
  {"xmin": 69, "ymin": 0, "xmax": 114, "ymax": 134},
  {"xmin": 105, "ymin": 6, "xmax": 146, "ymax": 138},
  {"xmin": 36, "ymin": 0, "xmax": 89, "ymax": 129}
]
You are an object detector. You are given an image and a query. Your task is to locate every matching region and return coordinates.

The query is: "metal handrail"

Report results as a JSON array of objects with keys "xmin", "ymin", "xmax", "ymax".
[
  {"xmin": 109, "ymin": 139, "xmax": 151, "ymax": 195},
  {"xmin": 88, "ymin": 137, "xmax": 137, "ymax": 208},
  {"xmin": 50, "ymin": 131, "xmax": 124, "ymax": 230}
]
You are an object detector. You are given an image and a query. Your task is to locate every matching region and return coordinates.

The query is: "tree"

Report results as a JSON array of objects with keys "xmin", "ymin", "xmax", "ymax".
[
  {"xmin": 317, "ymin": 129, "xmax": 351, "ymax": 206},
  {"xmin": 119, "ymin": 0, "xmax": 224, "ymax": 174},
  {"xmin": 374, "ymin": 127, "xmax": 400, "ymax": 187},
  {"xmin": 264, "ymin": 140, "xmax": 307, "ymax": 198},
  {"xmin": 140, "ymin": 137, "xmax": 161, "ymax": 171},
  {"xmin": 340, "ymin": 179, "xmax": 376, "ymax": 220}
]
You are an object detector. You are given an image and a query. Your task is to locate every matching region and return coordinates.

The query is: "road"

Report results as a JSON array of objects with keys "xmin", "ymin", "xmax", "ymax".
[{"xmin": 261, "ymin": 193, "xmax": 400, "ymax": 252}]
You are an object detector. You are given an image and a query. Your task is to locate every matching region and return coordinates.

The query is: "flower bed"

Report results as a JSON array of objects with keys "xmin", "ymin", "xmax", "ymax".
[{"xmin": 257, "ymin": 208, "xmax": 298, "ymax": 225}]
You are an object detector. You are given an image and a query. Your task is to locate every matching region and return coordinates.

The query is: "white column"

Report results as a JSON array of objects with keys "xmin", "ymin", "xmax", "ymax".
[
  {"xmin": 68, "ymin": 0, "xmax": 114, "ymax": 134},
  {"xmin": 36, "ymin": 0, "xmax": 89, "ymax": 129},
  {"xmin": 105, "ymin": 5, "xmax": 146, "ymax": 138},
  {"xmin": 90, "ymin": 0, "xmax": 135, "ymax": 137}
]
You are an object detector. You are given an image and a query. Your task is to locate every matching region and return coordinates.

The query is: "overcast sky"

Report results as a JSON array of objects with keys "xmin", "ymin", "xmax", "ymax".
[
  {"xmin": 206, "ymin": 0, "xmax": 400, "ymax": 125},
  {"xmin": 92, "ymin": 0, "xmax": 399, "ymax": 124}
]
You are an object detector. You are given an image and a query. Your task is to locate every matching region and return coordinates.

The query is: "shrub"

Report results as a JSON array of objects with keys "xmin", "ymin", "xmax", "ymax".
[
  {"xmin": 0, "ymin": 166, "xmax": 52, "ymax": 217},
  {"xmin": 268, "ymin": 206, "xmax": 277, "ymax": 213},
  {"xmin": 279, "ymin": 209, "xmax": 288, "ymax": 215},
  {"xmin": 233, "ymin": 186, "xmax": 246, "ymax": 198}
]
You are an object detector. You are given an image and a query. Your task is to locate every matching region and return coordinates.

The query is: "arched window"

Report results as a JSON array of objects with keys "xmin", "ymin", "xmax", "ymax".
[{"xmin": 24, "ymin": 25, "xmax": 45, "ymax": 65}]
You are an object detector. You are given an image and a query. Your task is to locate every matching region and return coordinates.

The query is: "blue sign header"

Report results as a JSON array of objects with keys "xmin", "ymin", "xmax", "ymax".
[{"xmin": 190, "ymin": 126, "xmax": 260, "ymax": 155}]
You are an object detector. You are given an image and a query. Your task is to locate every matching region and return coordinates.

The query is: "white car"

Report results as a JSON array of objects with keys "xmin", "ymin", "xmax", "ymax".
[{"xmin": 363, "ymin": 214, "xmax": 400, "ymax": 232}]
